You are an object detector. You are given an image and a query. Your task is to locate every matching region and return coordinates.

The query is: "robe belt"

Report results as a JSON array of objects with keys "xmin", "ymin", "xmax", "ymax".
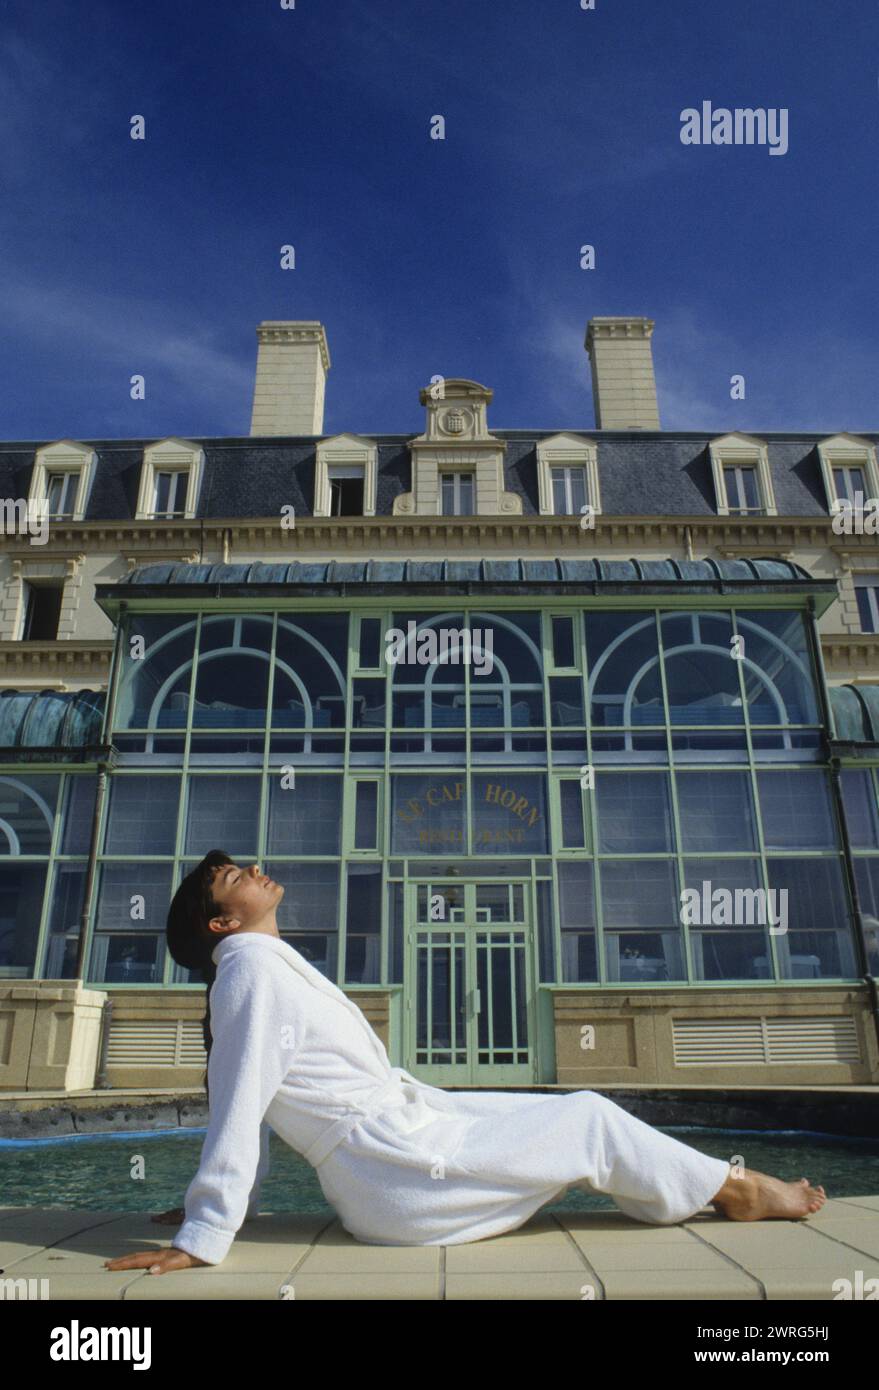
[{"xmin": 301, "ymin": 1066, "xmax": 427, "ymax": 1169}]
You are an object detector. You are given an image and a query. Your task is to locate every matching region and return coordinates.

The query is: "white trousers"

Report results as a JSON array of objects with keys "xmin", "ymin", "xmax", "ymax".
[{"xmin": 317, "ymin": 1087, "xmax": 735, "ymax": 1245}]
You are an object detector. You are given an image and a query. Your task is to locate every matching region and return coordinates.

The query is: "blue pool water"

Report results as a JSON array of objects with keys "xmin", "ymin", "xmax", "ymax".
[{"xmin": 1, "ymin": 1126, "xmax": 876, "ymax": 1215}]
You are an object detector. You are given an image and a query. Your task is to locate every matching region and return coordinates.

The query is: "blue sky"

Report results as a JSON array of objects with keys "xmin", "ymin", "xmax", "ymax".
[{"xmin": 0, "ymin": 0, "xmax": 876, "ymax": 441}]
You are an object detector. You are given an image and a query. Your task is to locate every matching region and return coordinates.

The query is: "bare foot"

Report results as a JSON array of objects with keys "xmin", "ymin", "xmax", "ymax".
[{"xmin": 711, "ymin": 1169, "xmax": 826, "ymax": 1221}]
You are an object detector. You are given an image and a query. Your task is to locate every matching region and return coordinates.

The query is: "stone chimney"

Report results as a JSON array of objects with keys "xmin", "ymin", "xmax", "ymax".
[
  {"xmin": 585, "ymin": 316, "xmax": 660, "ymax": 430},
  {"xmin": 249, "ymin": 321, "xmax": 330, "ymax": 436}
]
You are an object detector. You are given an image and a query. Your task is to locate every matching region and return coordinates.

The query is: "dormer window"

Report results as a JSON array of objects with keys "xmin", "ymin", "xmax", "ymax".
[
  {"xmin": 29, "ymin": 441, "xmax": 95, "ymax": 523},
  {"xmin": 536, "ymin": 435, "xmax": 601, "ymax": 520},
  {"xmin": 315, "ymin": 436, "xmax": 376, "ymax": 517},
  {"xmin": 441, "ymin": 471, "xmax": 474, "ymax": 516},
  {"xmin": 709, "ymin": 434, "xmax": 775, "ymax": 518},
  {"xmin": 817, "ymin": 435, "xmax": 879, "ymax": 517},
  {"xmin": 136, "ymin": 439, "xmax": 204, "ymax": 521}
]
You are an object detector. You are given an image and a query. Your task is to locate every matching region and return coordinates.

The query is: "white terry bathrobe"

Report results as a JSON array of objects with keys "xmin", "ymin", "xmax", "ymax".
[{"xmin": 173, "ymin": 931, "xmax": 731, "ymax": 1264}]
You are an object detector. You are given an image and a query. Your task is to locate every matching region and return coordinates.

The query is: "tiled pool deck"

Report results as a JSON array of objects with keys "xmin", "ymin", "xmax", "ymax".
[{"xmin": 2, "ymin": 1198, "xmax": 879, "ymax": 1300}]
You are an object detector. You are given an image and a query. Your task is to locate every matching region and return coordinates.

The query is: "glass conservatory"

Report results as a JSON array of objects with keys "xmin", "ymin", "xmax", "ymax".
[{"xmin": 0, "ymin": 558, "xmax": 874, "ymax": 1085}]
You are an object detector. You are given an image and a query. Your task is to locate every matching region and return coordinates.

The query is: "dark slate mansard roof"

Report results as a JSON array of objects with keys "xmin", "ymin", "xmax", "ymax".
[{"xmin": 1, "ymin": 432, "xmax": 877, "ymax": 521}]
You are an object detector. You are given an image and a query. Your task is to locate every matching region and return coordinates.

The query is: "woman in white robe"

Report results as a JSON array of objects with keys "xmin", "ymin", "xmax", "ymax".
[
  {"xmin": 104, "ymin": 855, "xmax": 827, "ymax": 1277},
  {"xmin": 175, "ymin": 929, "xmax": 739, "ymax": 1263}
]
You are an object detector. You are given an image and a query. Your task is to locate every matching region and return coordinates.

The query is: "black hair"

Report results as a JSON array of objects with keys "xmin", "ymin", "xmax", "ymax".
[{"xmin": 165, "ymin": 849, "xmax": 236, "ymax": 1099}]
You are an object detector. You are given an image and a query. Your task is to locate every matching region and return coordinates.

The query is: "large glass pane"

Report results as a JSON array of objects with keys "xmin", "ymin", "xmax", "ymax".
[
  {"xmin": 268, "ymin": 861, "xmax": 340, "ymax": 978},
  {"xmin": 345, "ymin": 863, "xmax": 381, "ymax": 983},
  {"xmin": 391, "ymin": 774, "xmax": 466, "ymax": 854},
  {"xmin": 44, "ymin": 862, "xmax": 87, "ymax": 978},
  {"xmin": 852, "ymin": 859, "xmax": 879, "ymax": 973},
  {"xmin": 681, "ymin": 857, "xmax": 768, "ymax": 981},
  {"xmin": 765, "ymin": 857, "xmax": 857, "ymax": 978},
  {"xmin": 559, "ymin": 780, "xmax": 586, "ymax": 848},
  {"xmin": 104, "ymin": 776, "xmax": 180, "ymax": 856},
  {"xmin": 757, "ymin": 770, "xmax": 837, "ymax": 850},
  {"xmin": 471, "ymin": 773, "xmax": 548, "ymax": 854},
  {"xmin": 586, "ymin": 611, "xmax": 662, "ymax": 727},
  {"xmin": 61, "ymin": 777, "xmax": 98, "ymax": 855},
  {"xmin": 676, "ymin": 771, "xmax": 757, "ymax": 852},
  {"xmin": 0, "ymin": 865, "xmax": 48, "ymax": 975},
  {"xmin": 266, "ymin": 774, "xmax": 342, "ymax": 855},
  {"xmin": 354, "ymin": 781, "xmax": 379, "ymax": 851},
  {"xmin": 596, "ymin": 772, "xmax": 673, "ymax": 853},
  {"xmin": 535, "ymin": 879, "xmax": 558, "ymax": 982},
  {"xmin": 358, "ymin": 618, "xmax": 382, "ymax": 670},
  {"xmin": 0, "ymin": 775, "xmax": 59, "ymax": 855},
  {"xmin": 840, "ymin": 769, "xmax": 879, "ymax": 849},
  {"xmin": 558, "ymin": 861, "xmax": 595, "ymax": 930},
  {"xmin": 184, "ymin": 775, "xmax": 260, "ymax": 856},
  {"xmin": 94, "ymin": 863, "xmax": 174, "ymax": 933},
  {"xmin": 660, "ymin": 612, "xmax": 743, "ymax": 725},
  {"xmin": 736, "ymin": 611, "xmax": 819, "ymax": 725},
  {"xmin": 600, "ymin": 859, "xmax": 679, "ymax": 928},
  {"xmin": 272, "ymin": 613, "xmax": 349, "ymax": 729},
  {"xmin": 114, "ymin": 614, "xmax": 197, "ymax": 730},
  {"xmin": 194, "ymin": 616, "xmax": 272, "ymax": 727},
  {"xmin": 268, "ymin": 861, "xmax": 340, "ymax": 933},
  {"xmin": 387, "ymin": 879, "xmax": 404, "ymax": 982},
  {"xmin": 551, "ymin": 616, "xmax": 576, "ymax": 668}
]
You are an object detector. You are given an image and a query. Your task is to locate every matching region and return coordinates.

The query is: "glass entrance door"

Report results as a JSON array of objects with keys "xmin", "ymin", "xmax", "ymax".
[{"xmin": 405, "ymin": 880, "xmax": 535, "ymax": 1084}]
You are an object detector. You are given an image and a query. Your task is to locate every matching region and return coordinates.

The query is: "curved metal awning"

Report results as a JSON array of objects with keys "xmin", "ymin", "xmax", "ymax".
[
  {"xmin": 829, "ymin": 684, "xmax": 879, "ymax": 749},
  {"xmin": 0, "ymin": 688, "xmax": 106, "ymax": 757},
  {"xmin": 96, "ymin": 556, "xmax": 837, "ymax": 616}
]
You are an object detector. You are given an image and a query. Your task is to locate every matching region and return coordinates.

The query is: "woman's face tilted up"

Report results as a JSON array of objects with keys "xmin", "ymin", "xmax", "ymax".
[{"xmin": 205, "ymin": 861, "xmax": 285, "ymax": 938}]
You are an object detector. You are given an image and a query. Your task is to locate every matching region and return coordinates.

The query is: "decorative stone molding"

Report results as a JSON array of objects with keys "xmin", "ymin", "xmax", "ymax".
[
  {"xmin": 0, "ymin": 639, "xmax": 112, "ymax": 685},
  {"xmin": 408, "ymin": 380, "xmax": 516, "ymax": 515},
  {"xmin": 28, "ymin": 440, "xmax": 95, "ymax": 523},
  {"xmin": 314, "ymin": 434, "xmax": 377, "ymax": 517},
  {"xmin": 709, "ymin": 432, "xmax": 776, "ymax": 517},
  {"xmin": 821, "ymin": 634, "xmax": 879, "ymax": 678},
  {"xmin": 124, "ymin": 551, "xmax": 200, "ymax": 572},
  {"xmin": 135, "ymin": 439, "xmax": 205, "ymax": 521}
]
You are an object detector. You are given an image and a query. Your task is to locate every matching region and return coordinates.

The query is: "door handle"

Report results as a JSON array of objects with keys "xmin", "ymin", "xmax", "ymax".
[{"xmin": 472, "ymin": 988, "xmax": 481, "ymax": 1015}]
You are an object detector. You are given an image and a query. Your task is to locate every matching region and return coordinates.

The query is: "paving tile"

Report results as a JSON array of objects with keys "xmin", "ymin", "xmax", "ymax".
[
  {"xmin": 575, "ymin": 1240, "xmax": 739, "ymax": 1272},
  {"xmin": 123, "ymin": 1271, "xmax": 304, "ymax": 1301},
  {"xmin": 296, "ymin": 1245, "xmax": 442, "ymax": 1273},
  {"xmin": 833, "ymin": 1195, "xmax": 879, "ymax": 1212},
  {"xmin": 693, "ymin": 1216, "xmax": 878, "ymax": 1270},
  {"xmin": 801, "ymin": 1219, "xmax": 879, "ymax": 1259},
  {"xmin": 598, "ymin": 1269, "xmax": 761, "ymax": 1300},
  {"xmin": 265, "ymin": 1273, "xmax": 443, "ymax": 1300},
  {"xmin": 445, "ymin": 1240, "xmax": 588, "ymax": 1272},
  {"xmin": 0, "ymin": 1272, "xmax": 140, "ymax": 1301},
  {"xmin": 757, "ymin": 1261, "xmax": 879, "ymax": 1301},
  {"xmin": 445, "ymin": 1271, "xmax": 600, "ymax": 1300}
]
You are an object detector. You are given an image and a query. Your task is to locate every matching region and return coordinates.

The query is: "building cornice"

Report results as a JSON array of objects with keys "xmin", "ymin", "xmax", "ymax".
[
  {"xmin": 0, "ymin": 513, "xmax": 870, "ymax": 555},
  {"xmin": 0, "ymin": 639, "xmax": 113, "ymax": 685}
]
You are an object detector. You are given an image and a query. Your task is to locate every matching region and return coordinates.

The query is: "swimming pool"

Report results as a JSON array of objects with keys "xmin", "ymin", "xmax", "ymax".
[{"xmin": 1, "ymin": 1126, "xmax": 876, "ymax": 1214}]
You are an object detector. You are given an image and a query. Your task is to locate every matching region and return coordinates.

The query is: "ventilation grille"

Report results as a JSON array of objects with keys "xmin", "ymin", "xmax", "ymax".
[
  {"xmin": 106, "ymin": 1020, "xmax": 206, "ymax": 1068},
  {"xmin": 672, "ymin": 1017, "xmax": 860, "ymax": 1067}
]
